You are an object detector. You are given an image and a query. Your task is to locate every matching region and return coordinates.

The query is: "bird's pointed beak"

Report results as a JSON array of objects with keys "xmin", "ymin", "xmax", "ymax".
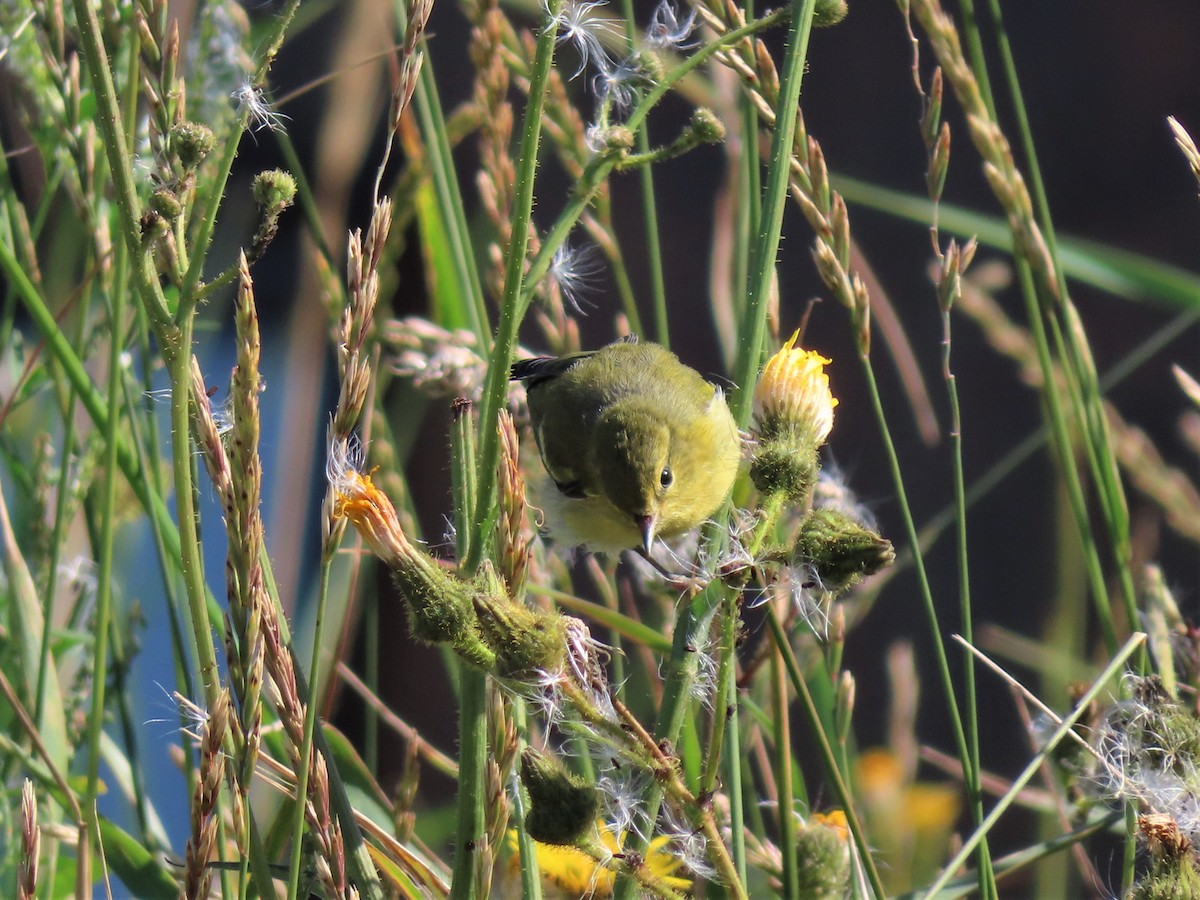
[{"xmin": 635, "ymin": 514, "xmax": 657, "ymax": 554}]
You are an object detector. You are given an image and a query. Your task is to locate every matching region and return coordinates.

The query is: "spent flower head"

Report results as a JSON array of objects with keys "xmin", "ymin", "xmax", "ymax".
[
  {"xmin": 233, "ymin": 82, "xmax": 289, "ymax": 134},
  {"xmin": 549, "ymin": 240, "xmax": 604, "ymax": 314},
  {"xmin": 645, "ymin": 1, "xmax": 698, "ymax": 50},
  {"xmin": 592, "ymin": 56, "xmax": 646, "ymax": 113},
  {"xmin": 548, "ymin": 0, "xmax": 616, "ymax": 79}
]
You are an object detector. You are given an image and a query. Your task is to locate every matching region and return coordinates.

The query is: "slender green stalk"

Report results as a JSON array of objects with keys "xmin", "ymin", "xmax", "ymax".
[
  {"xmin": 83, "ymin": 278, "xmax": 124, "ymax": 879},
  {"xmin": 723, "ymin": 698, "xmax": 747, "ymax": 885},
  {"xmin": 517, "ymin": 11, "xmax": 789, "ymax": 317},
  {"xmin": 730, "ymin": 0, "xmax": 815, "ymax": 426},
  {"xmin": 68, "ymin": 0, "xmax": 172, "ymax": 331},
  {"xmin": 34, "ymin": 279, "xmax": 91, "ymax": 730},
  {"xmin": 449, "ymin": 668, "xmax": 489, "ymax": 900},
  {"xmin": 857, "ymin": 352, "xmax": 991, "ymax": 874},
  {"xmin": 942, "ymin": 299, "xmax": 995, "ymax": 896},
  {"xmin": 772, "ymin": 648, "xmax": 799, "ymax": 899},
  {"xmin": 1013, "ymin": 260, "xmax": 1117, "ymax": 651},
  {"xmin": 510, "ymin": 704, "xmax": 543, "ymax": 900},
  {"xmin": 978, "ymin": 0, "xmax": 1137, "ymax": 641},
  {"xmin": 168, "ymin": 317, "xmax": 222, "ymax": 704},
  {"xmin": 767, "ymin": 612, "xmax": 886, "ymax": 898},
  {"xmin": 449, "ymin": 393, "xmax": 489, "ymax": 899},
  {"xmin": 410, "ymin": 40, "xmax": 490, "ymax": 341},
  {"xmin": 468, "ymin": 0, "xmax": 562, "ymax": 572},
  {"xmin": 179, "ymin": 0, "xmax": 302, "ymax": 315},
  {"xmin": 286, "ymin": 563, "xmax": 333, "ymax": 900},
  {"xmin": 618, "ymin": 0, "xmax": 669, "ymax": 345}
]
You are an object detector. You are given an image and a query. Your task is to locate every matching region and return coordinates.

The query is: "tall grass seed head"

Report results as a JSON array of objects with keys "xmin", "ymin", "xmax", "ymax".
[{"xmin": 520, "ymin": 748, "xmax": 600, "ymax": 845}]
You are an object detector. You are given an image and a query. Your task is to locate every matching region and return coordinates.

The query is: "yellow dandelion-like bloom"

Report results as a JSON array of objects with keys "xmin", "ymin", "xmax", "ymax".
[
  {"xmin": 808, "ymin": 809, "xmax": 849, "ymax": 841},
  {"xmin": 753, "ymin": 329, "xmax": 838, "ymax": 446},
  {"xmin": 508, "ymin": 820, "xmax": 692, "ymax": 897},
  {"xmin": 328, "ymin": 441, "xmax": 409, "ymax": 564}
]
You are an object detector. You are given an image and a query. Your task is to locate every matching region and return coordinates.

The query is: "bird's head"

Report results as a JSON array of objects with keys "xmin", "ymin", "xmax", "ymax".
[{"xmin": 592, "ymin": 401, "xmax": 674, "ymax": 553}]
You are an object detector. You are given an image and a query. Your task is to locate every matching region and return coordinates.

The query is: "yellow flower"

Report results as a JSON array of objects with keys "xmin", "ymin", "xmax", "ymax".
[
  {"xmin": 753, "ymin": 329, "xmax": 838, "ymax": 446},
  {"xmin": 508, "ymin": 820, "xmax": 692, "ymax": 897},
  {"xmin": 808, "ymin": 809, "xmax": 849, "ymax": 841},
  {"xmin": 328, "ymin": 440, "xmax": 410, "ymax": 564}
]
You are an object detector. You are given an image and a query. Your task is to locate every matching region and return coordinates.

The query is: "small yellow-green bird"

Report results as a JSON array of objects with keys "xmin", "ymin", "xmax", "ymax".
[{"xmin": 511, "ymin": 337, "xmax": 741, "ymax": 553}]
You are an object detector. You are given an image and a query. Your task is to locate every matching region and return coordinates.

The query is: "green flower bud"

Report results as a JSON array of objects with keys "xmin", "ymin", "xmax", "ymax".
[
  {"xmin": 389, "ymin": 556, "xmax": 476, "ymax": 647},
  {"xmin": 813, "ymin": 0, "xmax": 848, "ymax": 27},
  {"xmin": 749, "ymin": 441, "xmax": 818, "ymax": 503},
  {"xmin": 634, "ymin": 50, "xmax": 664, "ymax": 83},
  {"xmin": 792, "ymin": 508, "xmax": 894, "ymax": 593},
  {"xmin": 149, "ymin": 188, "xmax": 182, "ymax": 221},
  {"xmin": 252, "ymin": 168, "xmax": 297, "ymax": 212},
  {"xmin": 474, "ymin": 567, "xmax": 566, "ymax": 679},
  {"xmin": 689, "ymin": 108, "xmax": 725, "ymax": 144},
  {"xmin": 795, "ymin": 812, "xmax": 851, "ymax": 898},
  {"xmin": 520, "ymin": 748, "xmax": 598, "ymax": 845},
  {"xmin": 170, "ymin": 121, "xmax": 215, "ymax": 170}
]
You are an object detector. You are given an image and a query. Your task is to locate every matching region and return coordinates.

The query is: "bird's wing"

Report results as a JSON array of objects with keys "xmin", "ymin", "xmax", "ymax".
[{"xmin": 509, "ymin": 351, "xmax": 594, "ymax": 387}]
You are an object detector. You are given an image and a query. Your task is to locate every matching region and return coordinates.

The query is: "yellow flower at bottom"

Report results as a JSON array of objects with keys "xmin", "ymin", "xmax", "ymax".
[
  {"xmin": 753, "ymin": 329, "xmax": 838, "ymax": 445},
  {"xmin": 507, "ymin": 820, "xmax": 692, "ymax": 897}
]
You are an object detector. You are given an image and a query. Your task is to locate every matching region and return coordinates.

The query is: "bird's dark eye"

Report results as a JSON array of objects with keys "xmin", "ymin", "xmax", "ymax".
[{"xmin": 660, "ymin": 467, "xmax": 673, "ymax": 488}]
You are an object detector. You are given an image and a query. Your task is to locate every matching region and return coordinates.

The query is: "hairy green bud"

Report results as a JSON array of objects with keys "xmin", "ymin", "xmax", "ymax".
[
  {"xmin": 750, "ymin": 440, "xmax": 819, "ymax": 503},
  {"xmin": 474, "ymin": 566, "xmax": 566, "ymax": 679},
  {"xmin": 814, "ymin": 0, "xmax": 848, "ymax": 27},
  {"xmin": 388, "ymin": 555, "xmax": 494, "ymax": 669},
  {"xmin": 795, "ymin": 813, "xmax": 851, "ymax": 897},
  {"xmin": 149, "ymin": 188, "xmax": 182, "ymax": 221},
  {"xmin": 689, "ymin": 108, "xmax": 725, "ymax": 144},
  {"xmin": 171, "ymin": 121, "xmax": 215, "ymax": 170},
  {"xmin": 520, "ymin": 748, "xmax": 598, "ymax": 845},
  {"xmin": 252, "ymin": 169, "xmax": 297, "ymax": 211},
  {"xmin": 792, "ymin": 508, "xmax": 894, "ymax": 593}
]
